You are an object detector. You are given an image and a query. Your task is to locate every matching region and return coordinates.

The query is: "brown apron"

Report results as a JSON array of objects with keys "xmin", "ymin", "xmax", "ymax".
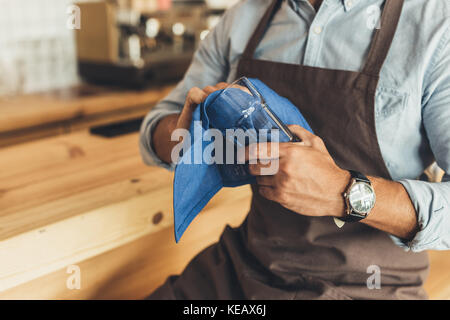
[{"xmin": 148, "ymin": 0, "xmax": 429, "ymax": 300}]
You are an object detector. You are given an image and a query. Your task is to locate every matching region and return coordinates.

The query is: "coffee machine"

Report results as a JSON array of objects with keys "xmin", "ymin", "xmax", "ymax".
[{"xmin": 75, "ymin": 0, "xmax": 222, "ymax": 87}]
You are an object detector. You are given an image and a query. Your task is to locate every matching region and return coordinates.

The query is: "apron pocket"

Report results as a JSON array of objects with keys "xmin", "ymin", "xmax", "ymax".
[{"xmin": 375, "ymin": 86, "xmax": 409, "ymax": 119}]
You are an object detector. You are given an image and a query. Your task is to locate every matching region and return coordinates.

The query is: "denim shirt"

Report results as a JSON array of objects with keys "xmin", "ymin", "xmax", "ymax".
[{"xmin": 140, "ymin": 0, "xmax": 450, "ymax": 252}]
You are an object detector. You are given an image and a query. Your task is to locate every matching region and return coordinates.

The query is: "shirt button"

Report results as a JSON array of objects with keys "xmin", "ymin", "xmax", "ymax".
[
  {"xmin": 313, "ymin": 26, "xmax": 323, "ymax": 34},
  {"xmin": 346, "ymin": 0, "xmax": 353, "ymax": 7}
]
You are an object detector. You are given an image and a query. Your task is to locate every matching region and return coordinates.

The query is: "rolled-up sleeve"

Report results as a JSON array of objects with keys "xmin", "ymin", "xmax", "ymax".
[
  {"xmin": 393, "ymin": 179, "xmax": 450, "ymax": 251},
  {"xmin": 391, "ymin": 27, "xmax": 450, "ymax": 252},
  {"xmin": 139, "ymin": 5, "xmax": 234, "ymax": 170}
]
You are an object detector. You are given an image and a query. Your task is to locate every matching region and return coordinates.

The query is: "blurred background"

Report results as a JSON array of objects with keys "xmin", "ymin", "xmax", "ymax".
[
  {"xmin": 0, "ymin": 0, "xmax": 448, "ymax": 300},
  {"xmin": 0, "ymin": 0, "xmax": 78, "ymax": 94},
  {"xmin": 0, "ymin": 0, "xmax": 238, "ymax": 95}
]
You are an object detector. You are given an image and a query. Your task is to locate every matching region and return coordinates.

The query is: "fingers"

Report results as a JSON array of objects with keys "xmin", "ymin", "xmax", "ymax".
[
  {"xmin": 177, "ymin": 82, "xmax": 231, "ymax": 130},
  {"xmin": 186, "ymin": 82, "xmax": 249, "ymax": 113},
  {"xmin": 240, "ymin": 142, "xmax": 285, "ymax": 163},
  {"xmin": 179, "ymin": 83, "xmax": 228, "ymax": 130},
  {"xmin": 203, "ymin": 82, "xmax": 230, "ymax": 94},
  {"xmin": 186, "ymin": 87, "xmax": 209, "ymax": 110},
  {"xmin": 249, "ymin": 159, "xmax": 280, "ymax": 176},
  {"xmin": 202, "ymin": 85, "xmax": 217, "ymax": 95},
  {"xmin": 287, "ymin": 125, "xmax": 314, "ymax": 143},
  {"xmin": 228, "ymin": 83, "xmax": 251, "ymax": 94},
  {"xmin": 287, "ymin": 125, "xmax": 326, "ymax": 151},
  {"xmin": 215, "ymin": 82, "xmax": 229, "ymax": 90},
  {"xmin": 176, "ymin": 87, "xmax": 206, "ymax": 130}
]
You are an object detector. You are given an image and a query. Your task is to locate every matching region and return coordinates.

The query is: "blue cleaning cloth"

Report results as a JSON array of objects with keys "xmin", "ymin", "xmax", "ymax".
[{"xmin": 173, "ymin": 78, "xmax": 313, "ymax": 242}]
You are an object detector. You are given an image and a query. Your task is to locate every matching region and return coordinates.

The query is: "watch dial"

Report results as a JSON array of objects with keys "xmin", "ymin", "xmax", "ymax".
[{"xmin": 349, "ymin": 182, "xmax": 375, "ymax": 214}]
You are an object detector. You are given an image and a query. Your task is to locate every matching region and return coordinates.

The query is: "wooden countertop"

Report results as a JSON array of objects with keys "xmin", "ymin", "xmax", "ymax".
[
  {"xmin": 0, "ymin": 84, "xmax": 174, "ymax": 147},
  {"xmin": 0, "ymin": 130, "xmax": 252, "ymax": 298}
]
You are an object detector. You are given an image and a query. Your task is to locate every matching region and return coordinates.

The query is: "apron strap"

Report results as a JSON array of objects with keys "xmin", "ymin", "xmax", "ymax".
[
  {"xmin": 241, "ymin": 0, "xmax": 283, "ymax": 59},
  {"xmin": 362, "ymin": 0, "xmax": 405, "ymax": 76},
  {"xmin": 242, "ymin": 0, "xmax": 404, "ymax": 78}
]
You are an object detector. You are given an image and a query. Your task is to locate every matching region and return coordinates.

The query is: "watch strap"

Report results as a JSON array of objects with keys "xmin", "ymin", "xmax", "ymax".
[
  {"xmin": 349, "ymin": 170, "xmax": 370, "ymax": 184},
  {"xmin": 338, "ymin": 213, "xmax": 367, "ymax": 223}
]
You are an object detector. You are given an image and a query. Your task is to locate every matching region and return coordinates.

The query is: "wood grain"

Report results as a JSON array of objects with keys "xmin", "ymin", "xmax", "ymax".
[
  {"xmin": 0, "ymin": 84, "xmax": 174, "ymax": 147},
  {"xmin": 0, "ymin": 130, "xmax": 449, "ymax": 299},
  {"xmin": 0, "ymin": 131, "xmax": 170, "ymax": 240},
  {"xmin": 0, "ymin": 129, "xmax": 252, "ymax": 297},
  {"xmin": 0, "ymin": 85, "xmax": 173, "ymax": 133},
  {"xmin": 0, "ymin": 187, "xmax": 251, "ymax": 299},
  {"xmin": 0, "ymin": 182, "xmax": 251, "ymax": 294},
  {"xmin": 424, "ymin": 251, "xmax": 450, "ymax": 300}
]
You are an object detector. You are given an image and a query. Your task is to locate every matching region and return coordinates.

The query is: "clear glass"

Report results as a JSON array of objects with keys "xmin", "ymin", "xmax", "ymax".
[{"xmin": 214, "ymin": 77, "xmax": 300, "ymax": 143}]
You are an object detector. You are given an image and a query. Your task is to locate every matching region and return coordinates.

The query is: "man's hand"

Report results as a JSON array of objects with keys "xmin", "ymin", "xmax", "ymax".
[
  {"xmin": 246, "ymin": 124, "xmax": 420, "ymax": 240},
  {"xmin": 246, "ymin": 125, "xmax": 350, "ymax": 218},
  {"xmin": 153, "ymin": 83, "xmax": 228, "ymax": 164}
]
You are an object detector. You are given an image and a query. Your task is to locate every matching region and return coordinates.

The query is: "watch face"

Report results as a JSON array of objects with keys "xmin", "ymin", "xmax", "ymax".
[{"xmin": 349, "ymin": 182, "xmax": 376, "ymax": 214}]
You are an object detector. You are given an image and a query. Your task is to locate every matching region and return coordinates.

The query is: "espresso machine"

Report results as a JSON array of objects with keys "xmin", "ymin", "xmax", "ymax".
[{"xmin": 75, "ymin": 0, "xmax": 224, "ymax": 87}]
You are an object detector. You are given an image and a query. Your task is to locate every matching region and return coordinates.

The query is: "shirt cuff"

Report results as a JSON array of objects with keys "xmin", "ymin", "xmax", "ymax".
[
  {"xmin": 139, "ymin": 110, "xmax": 179, "ymax": 171},
  {"xmin": 390, "ymin": 179, "xmax": 450, "ymax": 252}
]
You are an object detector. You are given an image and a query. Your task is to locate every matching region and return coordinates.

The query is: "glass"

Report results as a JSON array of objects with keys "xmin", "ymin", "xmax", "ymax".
[{"xmin": 211, "ymin": 77, "xmax": 301, "ymax": 143}]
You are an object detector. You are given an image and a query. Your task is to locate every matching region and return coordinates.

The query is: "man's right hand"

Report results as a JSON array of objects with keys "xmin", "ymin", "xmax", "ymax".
[{"xmin": 152, "ymin": 83, "xmax": 229, "ymax": 164}]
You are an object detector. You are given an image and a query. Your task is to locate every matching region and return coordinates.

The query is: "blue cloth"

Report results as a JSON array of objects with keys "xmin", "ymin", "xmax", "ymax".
[{"xmin": 173, "ymin": 78, "xmax": 313, "ymax": 242}]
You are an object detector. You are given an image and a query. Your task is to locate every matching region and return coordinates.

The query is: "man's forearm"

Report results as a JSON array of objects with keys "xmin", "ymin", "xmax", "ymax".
[
  {"xmin": 152, "ymin": 113, "xmax": 180, "ymax": 165},
  {"xmin": 359, "ymin": 177, "xmax": 419, "ymax": 241}
]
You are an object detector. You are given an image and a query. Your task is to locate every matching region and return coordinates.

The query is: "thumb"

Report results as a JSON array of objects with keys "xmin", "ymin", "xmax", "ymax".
[
  {"xmin": 288, "ymin": 125, "xmax": 327, "ymax": 152},
  {"xmin": 288, "ymin": 125, "xmax": 315, "ymax": 142}
]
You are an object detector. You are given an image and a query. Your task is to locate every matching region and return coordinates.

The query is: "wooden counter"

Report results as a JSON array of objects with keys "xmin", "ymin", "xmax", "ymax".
[
  {"xmin": 0, "ymin": 130, "xmax": 252, "ymax": 298},
  {"xmin": 0, "ymin": 84, "xmax": 174, "ymax": 147},
  {"xmin": 0, "ymin": 129, "xmax": 448, "ymax": 299}
]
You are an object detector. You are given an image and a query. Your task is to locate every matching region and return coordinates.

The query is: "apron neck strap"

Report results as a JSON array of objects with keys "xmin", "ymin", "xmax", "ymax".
[
  {"xmin": 242, "ymin": 0, "xmax": 405, "ymax": 78},
  {"xmin": 362, "ymin": 0, "xmax": 405, "ymax": 76},
  {"xmin": 241, "ymin": 0, "xmax": 283, "ymax": 59}
]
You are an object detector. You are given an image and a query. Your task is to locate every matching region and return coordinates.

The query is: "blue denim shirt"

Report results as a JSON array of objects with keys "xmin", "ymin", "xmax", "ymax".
[{"xmin": 140, "ymin": 0, "xmax": 450, "ymax": 252}]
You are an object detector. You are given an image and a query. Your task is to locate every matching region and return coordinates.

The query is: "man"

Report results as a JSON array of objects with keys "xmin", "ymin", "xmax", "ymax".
[{"xmin": 140, "ymin": 0, "xmax": 450, "ymax": 299}]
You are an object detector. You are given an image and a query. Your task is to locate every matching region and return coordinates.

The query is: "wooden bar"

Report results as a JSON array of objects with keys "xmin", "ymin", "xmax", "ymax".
[
  {"xmin": 0, "ymin": 187, "xmax": 251, "ymax": 299},
  {"xmin": 0, "ymin": 130, "xmax": 251, "ymax": 296},
  {"xmin": 0, "ymin": 84, "xmax": 174, "ymax": 148}
]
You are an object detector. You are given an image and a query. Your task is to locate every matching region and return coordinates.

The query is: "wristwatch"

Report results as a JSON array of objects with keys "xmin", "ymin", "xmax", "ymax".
[{"xmin": 338, "ymin": 170, "xmax": 376, "ymax": 223}]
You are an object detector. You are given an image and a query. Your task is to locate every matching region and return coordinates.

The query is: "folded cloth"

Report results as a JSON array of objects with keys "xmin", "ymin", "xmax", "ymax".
[{"xmin": 173, "ymin": 78, "xmax": 313, "ymax": 242}]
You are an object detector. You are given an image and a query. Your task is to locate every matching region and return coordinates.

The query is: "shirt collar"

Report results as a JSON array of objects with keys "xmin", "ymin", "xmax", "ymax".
[{"xmin": 289, "ymin": 0, "xmax": 359, "ymax": 12}]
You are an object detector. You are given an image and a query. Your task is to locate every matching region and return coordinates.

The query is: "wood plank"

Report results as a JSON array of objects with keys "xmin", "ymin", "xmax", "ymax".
[
  {"xmin": 0, "ymin": 124, "xmax": 69, "ymax": 149},
  {"xmin": 0, "ymin": 186, "xmax": 252, "ymax": 298},
  {"xmin": 67, "ymin": 104, "xmax": 150, "ymax": 132},
  {"xmin": 0, "ymin": 131, "xmax": 170, "ymax": 240},
  {"xmin": 0, "ymin": 103, "xmax": 153, "ymax": 148},
  {"xmin": 0, "ymin": 128, "xmax": 253, "ymax": 296},
  {"xmin": 0, "ymin": 84, "xmax": 174, "ymax": 133},
  {"xmin": 0, "ymin": 185, "xmax": 172, "ymax": 291}
]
